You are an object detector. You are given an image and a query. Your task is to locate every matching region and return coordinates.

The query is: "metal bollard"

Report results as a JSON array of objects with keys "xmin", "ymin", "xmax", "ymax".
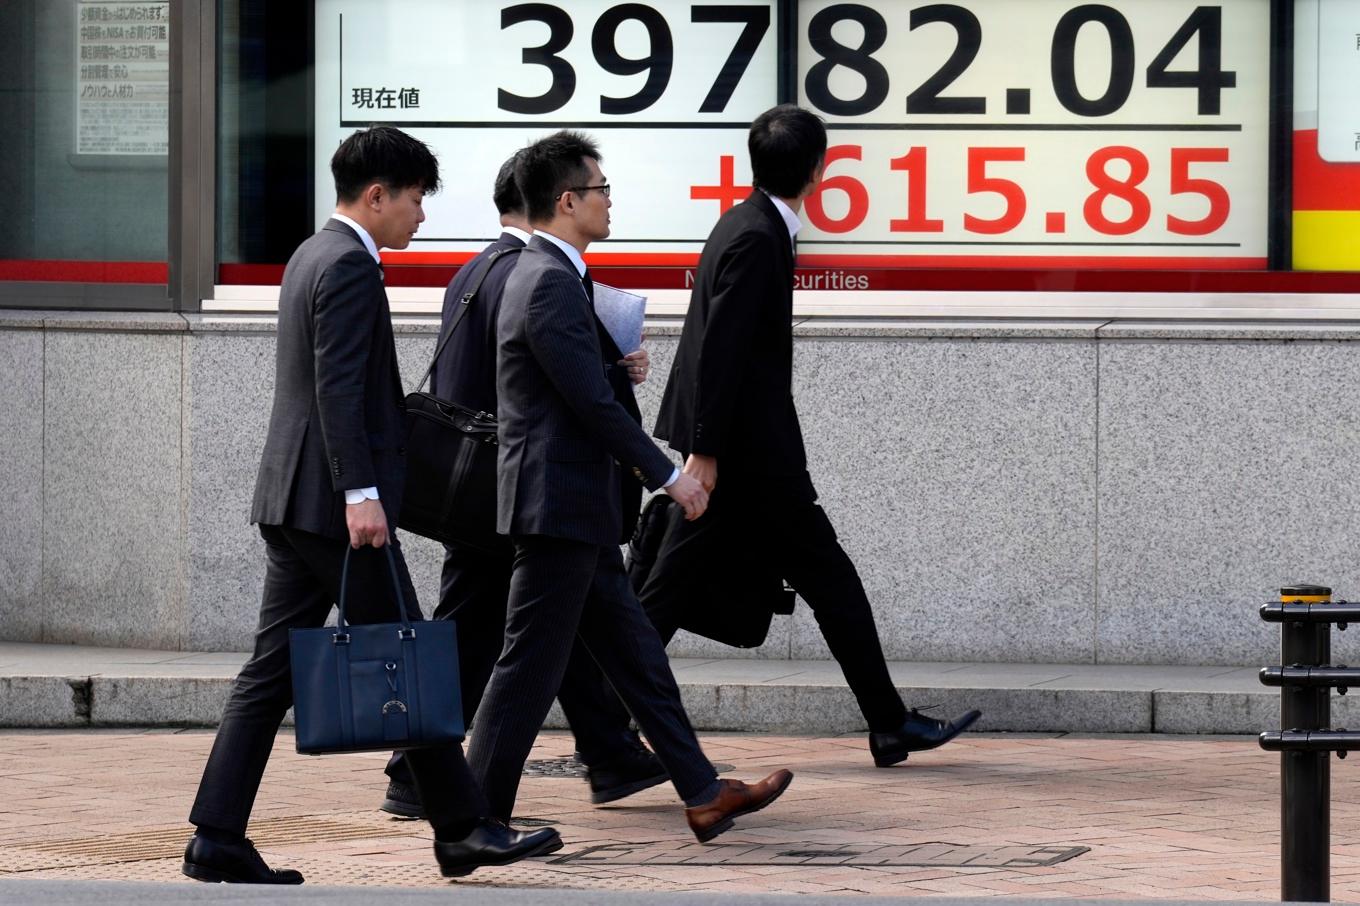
[
  {"xmin": 1260, "ymin": 587, "xmax": 1360, "ymax": 901},
  {"xmin": 1277, "ymin": 584, "xmax": 1331, "ymax": 903}
]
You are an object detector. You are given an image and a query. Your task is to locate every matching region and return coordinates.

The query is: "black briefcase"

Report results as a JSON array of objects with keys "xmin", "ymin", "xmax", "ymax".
[
  {"xmin": 628, "ymin": 494, "xmax": 794, "ymax": 648},
  {"xmin": 398, "ymin": 249, "xmax": 521, "ymax": 553}
]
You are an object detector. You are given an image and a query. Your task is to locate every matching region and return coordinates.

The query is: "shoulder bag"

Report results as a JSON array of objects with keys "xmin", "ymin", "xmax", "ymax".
[{"xmin": 397, "ymin": 248, "xmax": 522, "ymax": 552}]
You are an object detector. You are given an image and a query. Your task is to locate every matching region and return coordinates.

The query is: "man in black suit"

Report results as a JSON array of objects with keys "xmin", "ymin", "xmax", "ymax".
[
  {"xmin": 381, "ymin": 154, "xmax": 668, "ymax": 818},
  {"xmin": 465, "ymin": 131, "xmax": 793, "ymax": 843},
  {"xmin": 183, "ymin": 127, "xmax": 560, "ymax": 884},
  {"xmin": 648, "ymin": 105, "xmax": 982, "ymax": 768}
]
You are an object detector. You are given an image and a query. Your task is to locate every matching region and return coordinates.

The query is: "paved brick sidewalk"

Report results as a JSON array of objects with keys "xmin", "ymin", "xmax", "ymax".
[{"xmin": 0, "ymin": 729, "xmax": 1354, "ymax": 899}]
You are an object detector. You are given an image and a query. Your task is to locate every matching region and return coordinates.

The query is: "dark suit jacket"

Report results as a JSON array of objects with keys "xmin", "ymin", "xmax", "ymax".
[
  {"xmin": 654, "ymin": 191, "xmax": 811, "ymax": 500},
  {"xmin": 496, "ymin": 235, "xmax": 674, "ymax": 546},
  {"xmin": 430, "ymin": 232, "xmax": 526, "ymax": 413},
  {"xmin": 250, "ymin": 219, "xmax": 407, "ymax": 540}
]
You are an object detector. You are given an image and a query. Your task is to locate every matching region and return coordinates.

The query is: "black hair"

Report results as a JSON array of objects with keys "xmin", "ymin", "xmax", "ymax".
[
  {"xmin": 514, "ymin": 131, "xmax": 601, "ymax": 224},
  {"xmin": 748, "ymin": 104, "xmax": 827, "ymax": 199},
  {"xmin": 492, "ymin": 152, "xmax": 526, "ymax": 216},
  {"xmin": 331, "ymin": 126, "xmax": 440, "ymax": 203}
]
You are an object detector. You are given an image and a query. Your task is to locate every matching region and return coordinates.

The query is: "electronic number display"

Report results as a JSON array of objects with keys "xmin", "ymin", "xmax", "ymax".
[{"xmin": 314, "ymin": 0, "xmax": 1271, "ymax": 274}]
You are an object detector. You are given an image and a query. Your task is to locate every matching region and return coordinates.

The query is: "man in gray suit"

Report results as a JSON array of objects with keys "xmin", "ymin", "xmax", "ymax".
[
  {"xmin": 183, "ymin": 126, "xmax": 559, "ymax": 883},
  {"xmin": 465, "ymin": 131, "xmax": 793, "ymax": 843}
]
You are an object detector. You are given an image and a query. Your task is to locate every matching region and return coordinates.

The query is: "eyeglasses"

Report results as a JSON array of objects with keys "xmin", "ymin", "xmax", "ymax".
[{"xmin": 555, "ymin": 183, "xmax": 611, "ymax": 199}]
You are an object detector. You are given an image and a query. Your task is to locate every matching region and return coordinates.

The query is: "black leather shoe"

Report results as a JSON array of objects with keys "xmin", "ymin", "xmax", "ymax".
[
  {"xmin": 182, "ymin": 834, "xmax": 304, "ymax": 885},
  {"xmin": 434, "ymin": 819, "xmax": 563, "ymax": 877},
  {"xmin": 380, "ymin": 780, "xmax": 425, "ymax": 819},
  {"xmin": 869, "ymin": 708, "xmax": 982, "ymax": 767},
  {"xmin": 586, "ymin": 745, "xmax": 669, "ymax": 804}
]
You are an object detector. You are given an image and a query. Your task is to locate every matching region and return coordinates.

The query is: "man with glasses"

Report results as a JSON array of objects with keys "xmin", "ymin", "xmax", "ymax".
[
  {"xmin": 466, "ymin": 130, "xmax": 794, "ymax": 843},
  {"xmin": 380, "ymin": 153, "xmax": 668, "ymax": 819}
]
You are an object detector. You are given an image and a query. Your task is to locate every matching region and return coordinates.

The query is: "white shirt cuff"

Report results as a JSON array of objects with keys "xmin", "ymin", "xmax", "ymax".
[
  {"xmin": 344, "ymin": 487, "xmax": 380, "ymax": 505},
  {"xmin": 661, "ymin": 467, "xmax": 680, "ymax": 488}
]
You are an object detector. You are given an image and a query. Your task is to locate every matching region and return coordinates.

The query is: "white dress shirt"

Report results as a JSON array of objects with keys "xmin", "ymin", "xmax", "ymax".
[
  {"xmin": 330, "ymin": 212, "xmax": 382, "ymax": 264},
  {"xmin": 761, "ymin": 190, "xmax": 803, "ymax": 246}
]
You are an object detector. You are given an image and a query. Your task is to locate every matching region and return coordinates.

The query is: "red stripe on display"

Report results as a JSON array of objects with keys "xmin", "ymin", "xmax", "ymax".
[
  {"xmin": 381, "ymin": 251, "xmax": 479, "ymax": 266},
  {"xmin": 1293, "ymin": 129, "xmax": 1360, "ymax": 212},
  {"xmin": 218, "ymin": 263, "xmax": 1360, "ymax": 294},
  {"xmin": 797, "ymin": 255, "xmax": 1266, "ymax": 270},
  {"xmin": 795, "ymin": 268, "xmax": 1360, "ymax": 293},
  {"xmin": 385, "ymin": 251, "xmax": 701, "ymax": 267},
  {"xmin": 0, "ymin": 260, "xmax": 168, "ymax": 283}
]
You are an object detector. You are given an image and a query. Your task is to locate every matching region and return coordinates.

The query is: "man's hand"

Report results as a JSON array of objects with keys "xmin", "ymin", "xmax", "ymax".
[
  {"xmin": 683, "ymin": 453, "xmax": 717, "ymax": 493},
  {"xmin": 346, "ymin": 498, "xmax": 389, "ymax": 548},
  {"xmin": 620, "ymin": 348, "xmax": 650, "ymax": 385},
  {"xmin": 664, "ymin": 472, "xmax": 709, "ymax": 521}
]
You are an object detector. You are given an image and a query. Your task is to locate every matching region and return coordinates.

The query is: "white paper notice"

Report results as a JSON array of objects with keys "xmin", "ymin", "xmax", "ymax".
[
  {"xmin": 593, "ymin": 284, "xmax": 646, "ymax": 354},
  {"xmin": 76, "ymin": 0, "xmax": 170, "ymax": 156}
]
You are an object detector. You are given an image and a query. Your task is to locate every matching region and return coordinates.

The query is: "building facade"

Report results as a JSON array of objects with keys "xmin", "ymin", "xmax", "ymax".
[{"xmin": 3, "ymin": 0, "xmax": 1359, "ymax": 666}]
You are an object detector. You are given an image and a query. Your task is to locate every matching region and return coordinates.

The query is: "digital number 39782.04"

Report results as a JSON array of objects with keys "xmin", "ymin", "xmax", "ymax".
[{"xmin": 806, "ymin": 144, "xmax": 1231, "ymax": 237}]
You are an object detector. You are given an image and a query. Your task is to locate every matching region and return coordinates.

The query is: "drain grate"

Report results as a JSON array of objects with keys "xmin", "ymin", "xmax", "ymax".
[
  {"xmin": 550, "ymin": 841, "xmax": 1089, "ymax": 868},
  {"xmin": 2, "ymin": 815, "xmax": 420, "ymax": 871}
]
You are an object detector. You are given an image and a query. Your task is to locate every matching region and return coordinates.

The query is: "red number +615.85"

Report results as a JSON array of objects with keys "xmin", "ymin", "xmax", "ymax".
[{"xmin": 805, "ymin": 145, "xmax": 1231, "ymax": 237}]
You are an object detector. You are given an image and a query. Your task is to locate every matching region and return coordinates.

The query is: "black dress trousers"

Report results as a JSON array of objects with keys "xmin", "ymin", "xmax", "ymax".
[{"xmin": 189, "ymin": 525, "xmax": 487, "ymax": 835}]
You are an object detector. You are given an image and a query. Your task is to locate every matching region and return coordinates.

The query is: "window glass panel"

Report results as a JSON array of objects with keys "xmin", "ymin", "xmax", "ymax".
[
  {"xmin": 0, "ymin": 0, "xmax": 168, "ymax": 283},
  {"xmin": 217, "ymin": 0, "xmax": 314, "ymax": 281}
]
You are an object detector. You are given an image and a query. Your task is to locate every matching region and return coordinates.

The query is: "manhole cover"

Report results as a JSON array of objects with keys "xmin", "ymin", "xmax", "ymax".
[
  {"xmin": 550, "ymin": 841, "xmax": 1089, "ymax": 868},
  {"xmin": 523, "ymin": 756, "xmax": 734, "ymax": 778},
  {"xmin": 524, "ymin": 756, "xmax": 587, "ymax": 778},
  {"xmin": 510, "ymin": 817, "xmax": 557, "ymax": 827}
]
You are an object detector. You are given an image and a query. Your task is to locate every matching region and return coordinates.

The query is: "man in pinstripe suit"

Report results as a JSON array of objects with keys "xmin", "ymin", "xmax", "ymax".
[
  {"xmin": 465, "ymin": 131, "xmax": 793, "ymax": 843},
  {"xmin": 381, "ymin": 154, "xmax": 668, "ymax": 818}
]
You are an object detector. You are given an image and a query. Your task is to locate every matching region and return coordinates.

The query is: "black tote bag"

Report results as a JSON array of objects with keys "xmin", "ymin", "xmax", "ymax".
[{"xmin": 289, "ymin": 545, "xmax": 463, "ymax": 755}]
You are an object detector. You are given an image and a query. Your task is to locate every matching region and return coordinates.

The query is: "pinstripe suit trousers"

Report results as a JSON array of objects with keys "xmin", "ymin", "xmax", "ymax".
[{"xmin": 466, "ymin": 535, "xmax": 718, "ymax": 819}]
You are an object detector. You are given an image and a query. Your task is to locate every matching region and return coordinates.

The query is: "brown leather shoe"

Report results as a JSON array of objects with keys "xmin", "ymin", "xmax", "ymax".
[{"xmin": 684, "ymin": 770, "xmax": 794, "ymax": 843}]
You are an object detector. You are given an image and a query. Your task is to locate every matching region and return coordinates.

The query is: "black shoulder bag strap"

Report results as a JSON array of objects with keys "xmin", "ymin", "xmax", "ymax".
[{"xmin": 413, "ymin": 246, "xmax": 524, "ymax": 394}]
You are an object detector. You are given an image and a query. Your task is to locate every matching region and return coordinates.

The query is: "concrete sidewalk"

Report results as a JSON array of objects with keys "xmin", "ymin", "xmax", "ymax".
[
  {"xmin": 0, "ymin": 880, "xmax": 1286, "ymax": 906},
  {"xmin": 0, "ymin": 642, "xmax": 1304, "ymax": 735},
  {"xmin": 0, "ymin": 726, "xmax": 1349, "ymax": 900}
]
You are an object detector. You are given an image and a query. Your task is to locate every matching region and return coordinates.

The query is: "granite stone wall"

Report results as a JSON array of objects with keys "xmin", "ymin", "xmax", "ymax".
[{"xmin": 2, "ymin": 312, "xmax": 1356, "ymax": 665}]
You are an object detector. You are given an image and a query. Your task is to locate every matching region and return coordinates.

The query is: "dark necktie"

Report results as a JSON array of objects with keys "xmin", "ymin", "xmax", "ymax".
[{"xmin": 581, "ymin": 268, "xmax": 595, "ymax": 302}]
